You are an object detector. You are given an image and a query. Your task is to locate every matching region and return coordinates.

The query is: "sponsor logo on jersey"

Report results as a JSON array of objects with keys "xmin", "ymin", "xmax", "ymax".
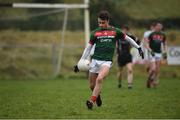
[
  {"xmin": 95, "ymin": 30, "xmax": 116, "ymax": 37},
  {"xmin": 152, "ymin": 34, "xmax": 164, "ymax": 41},
  {"xmin": 100, "ymin": 39, "xmax": 112, "ymax": 42}
]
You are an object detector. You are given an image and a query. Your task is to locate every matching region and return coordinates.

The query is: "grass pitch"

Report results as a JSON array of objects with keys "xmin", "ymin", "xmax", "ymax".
[
  {"xmin": 0, "ymin": 74, "xmax": 179, "ymax": 119},
  {"xmin": 0, "ymin": 30, "xmax": 180, "ymax": 119}
]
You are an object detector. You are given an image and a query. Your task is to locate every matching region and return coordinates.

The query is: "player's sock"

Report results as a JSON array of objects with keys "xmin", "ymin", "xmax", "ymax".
[
  {"xmin": 86, "ymin": 96, "xmax": 96, "ymax": 110},
  {"xmin": 128, "ymin": 83, "xmax": 132, "ymax": 89},
  {"xmin": 118, "ymin": 84, "xmax": 122, "ymax": 88},
  {"xmin": 90, "ymin": 96, "xmax": 97, "ymax": 103},
  {"xmin": 118, "ymin": 80, "xmax": 122, "ymax": 88},
  {"xmin": 147, "ymin": 73, "xmax": 154, "ymax": 88}
]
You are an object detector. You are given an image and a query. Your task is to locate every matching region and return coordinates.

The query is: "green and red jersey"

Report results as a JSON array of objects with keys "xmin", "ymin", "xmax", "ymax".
[
  {"xmin": 89, "ymin": 27, "xmax": 125, "ymax": 61},
  {"xmin": 148, "ymin": 31, "xmax": 166, "ymax": 53}
]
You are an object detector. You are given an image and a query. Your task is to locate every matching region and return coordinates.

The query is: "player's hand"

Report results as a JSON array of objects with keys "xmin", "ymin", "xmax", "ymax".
[
  {"xmin": 74, "ymin": 65, "xmax": 79, "ymax": 73},
  {"xmin": 150, "ymin": 50, "xmax": 155, "ymax": 57},
  {"xmin": 163, "ymin": 52, "xmax": 167, "ymax": 59},
  {"xmin": 138, "ymin": 47, "xmax": 144, "ymax": 59},
  {"xmin": 149, "ymin": 50, "xmax": 155, "ymax": 57}
]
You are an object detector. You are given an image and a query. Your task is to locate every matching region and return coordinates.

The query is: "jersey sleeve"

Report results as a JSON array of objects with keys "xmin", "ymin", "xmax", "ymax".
[
  {"xmin": 144, "ymin": 31, "xmax": 150, "ymax": 38},
  {"xmin": 115, "ymin": 28, "xmax": 125, "ymax": 40},
  {"xmin": 89, "ymin": 31, "xmax": 96, "ymax": 45},
  {"xmin": 127, "ymin": 34, "xmax": 136, "ymax": 40},
  {"xmin": 148, "ymin": 32, "xmax": 153, "ymax": 42},
  {"xmin": 143, "ymin": 32, "xmax": 148, "ymax": 38}
]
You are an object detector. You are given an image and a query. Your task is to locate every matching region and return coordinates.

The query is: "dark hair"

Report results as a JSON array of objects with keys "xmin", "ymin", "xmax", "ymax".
[{"xmin": 98, "ymin": 10, "xmax": 110, "ymax": 21}]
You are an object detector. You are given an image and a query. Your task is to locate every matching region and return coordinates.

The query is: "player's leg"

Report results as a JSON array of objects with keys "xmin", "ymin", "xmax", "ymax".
[
  {"xmin": 86, "ymin": 60, "xmax": 111, "ymax": 109},
  {"xmin": 145, "ymin": 51, "xmax": 151, "ymax": 72},
  {"xmin": 145, "ymin": 59, "xmax": 150, "ymax": 72},
  {"xmin": 126, "ymin": 62, "xmax": 133, "ymax": 89},
  {"xmin": 95, "ymin": 61, "xmax": 111, "ymax": 107},
  {"xmin": 151, "ymin": 53, "xmax": 162, "ymax": 87},
  {"xmin": 117, "ymin": 54, "xmax": 125, "ymax": 88},
  {"xmin": 88, "ymin": 72, "xmax": 102, "ymax": 107},
  {"xmin": 152, "ymin": 60, "xmax": 161, "ymax": 87},
  {"xmin": 86, "ymin": 59, "xmax": 98, "ymax": 109},
  {"xmin": 86, "ymin": 72, "xmax": 97, "ymax": 109},
  {"xmin": 89, "ymin": 72, "xmax": 98, "ymax": 91},
  {"xmin": 92, "ymin": 65, "xmax": 109, "ymax": 98},
  {"xmin": 86, "ymin": 65, "xmax": 109, "ymax": 109},
  {"xmin": 147, "ymin": 61, "xmax": 156, "ymax": 88},
  {"xmin": 117, "ymin": 67, "xmax": 123, "ymax": 88}
]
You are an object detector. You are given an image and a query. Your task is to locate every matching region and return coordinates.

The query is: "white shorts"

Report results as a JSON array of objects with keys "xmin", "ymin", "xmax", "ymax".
[
  {"xmin": 149, "ymin": 53, "xmax": 162, "ymax": 62},
  {"xmin": 89, "ymin": 59, "xmax": 112, "ymax": 73}
]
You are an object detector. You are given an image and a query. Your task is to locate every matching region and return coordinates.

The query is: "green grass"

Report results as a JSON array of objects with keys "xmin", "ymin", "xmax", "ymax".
[
  {"xmin": 0, "ymin": 30, "xmax": 180, "ymax": 119},
  {"xmin": 0, "ymin": 74, "xmax": 179, "ymax": 119}
]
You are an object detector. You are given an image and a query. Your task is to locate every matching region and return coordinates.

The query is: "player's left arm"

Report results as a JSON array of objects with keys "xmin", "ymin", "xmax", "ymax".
[
  {"xmin": 163, "ymin": 34, "xmax": 167, "ymax": 52},
  {"xmin": 125, "ymin": 35, "xmax": 140, "ymax": 49},
  {"xmin": 162, "ymin": 35, "xmax": 168, "ymax": 59}
]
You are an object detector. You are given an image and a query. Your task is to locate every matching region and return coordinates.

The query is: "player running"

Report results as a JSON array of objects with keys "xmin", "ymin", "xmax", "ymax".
[
  {"xmin": 146, "ymin": 22, "xmax": 167, "ymax": 88},
  {"xmin": 74, "ymin": 10, "xmax": 144, "ymax": 109}
]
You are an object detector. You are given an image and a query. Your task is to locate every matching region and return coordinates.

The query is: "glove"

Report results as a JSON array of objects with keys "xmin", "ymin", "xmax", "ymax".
[
  {"xmin": 138, "ymin": 47, "xmax": 144, "ymax": 59},
  {"xmin": 162, "ymin": 52, "xmax": 167, "ymax": 59},
  {"xmin": 74, "ymin": 65, "xmax": 79, "ymax": 73},
  {"xmin": 150, "ymin": 50, "xmax": 155, "ymax": 57}
]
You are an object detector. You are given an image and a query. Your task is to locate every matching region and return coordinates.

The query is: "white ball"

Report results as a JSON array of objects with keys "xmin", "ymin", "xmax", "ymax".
[{"xmin": 77, "ymin": 59, "xmax": 90, "ymax": 71}]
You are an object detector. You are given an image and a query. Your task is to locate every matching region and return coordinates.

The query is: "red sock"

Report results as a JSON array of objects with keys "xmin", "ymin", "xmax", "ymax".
[{"xmin": 90, "ymin": 96, "xmax": 97, "ymax": 103}]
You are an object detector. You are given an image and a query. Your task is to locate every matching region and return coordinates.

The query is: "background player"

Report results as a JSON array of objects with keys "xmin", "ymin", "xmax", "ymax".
[
  {"xmin": 116, "ymin": 25, "xmax": 140, "ymax": 89},
  {"xmin": 146, "ymin": 22, "xmax": 167, "ymax": 88},
  {"xmin": 141, "ymin": 22, "xmax": 156, "ymax": 72}
]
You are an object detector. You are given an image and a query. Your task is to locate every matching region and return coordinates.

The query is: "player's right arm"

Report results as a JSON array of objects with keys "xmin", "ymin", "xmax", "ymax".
[
  {"xmin": 80, "ymin": 30, "xmax": 96, "ymax": 60},
  {"xmin": 79, "ymin": 43, "xmax": 93, "ymax": 60},
  {"xmin": 146, "ymin": 33, "xmax": 155, "ymax": 56},
  {"xmin": 74, "ymin": 31, "xmax": 95, "ymax": 72}
]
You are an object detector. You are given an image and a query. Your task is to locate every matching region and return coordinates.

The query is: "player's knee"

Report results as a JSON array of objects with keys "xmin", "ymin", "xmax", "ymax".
[
  {"xmin": 89, "ymin": 83, "xmax": 95, "ymax": 90},
  {"xmin": 151, "ymin": 68, "xmax": 156, "ymax": 73},
  {"xmin": 96, "ymin": 79, "xmax": 103, "ymax": 85},
  {"xmin": 155, "ymin": 69, "xmax": 159, "ymax": 75},
  {"xmin": 128, "ymin": 69, "xmax": 133, "ymax": 74},
  {"xmin": 90, "ymin": 85, "xmax": 94, "ymax": 91}
]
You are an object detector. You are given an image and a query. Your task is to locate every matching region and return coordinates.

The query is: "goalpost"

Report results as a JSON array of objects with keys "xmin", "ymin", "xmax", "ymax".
[{"xmin": 0, "ymin": 0, "xmax": 90, "ymax": 77}]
